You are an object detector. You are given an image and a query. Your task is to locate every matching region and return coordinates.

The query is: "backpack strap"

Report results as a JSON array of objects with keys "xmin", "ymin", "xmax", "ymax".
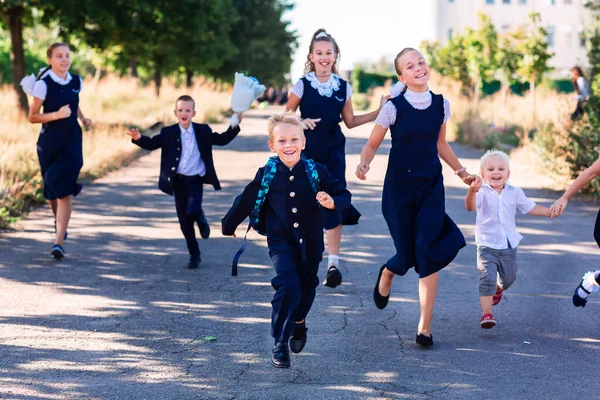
[
  {"xmin": 302, "ymin": 155, "xmax": 320, "ymax": 195},
  {"xmin": 231, "ymin": 156, "xmax": 279, "ymax": 276}
]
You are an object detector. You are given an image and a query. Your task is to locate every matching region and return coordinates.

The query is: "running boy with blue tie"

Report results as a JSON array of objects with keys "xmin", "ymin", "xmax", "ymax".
[{"xmin": 128, "ymin": 95, "xmax": 242, "ymax": 269}]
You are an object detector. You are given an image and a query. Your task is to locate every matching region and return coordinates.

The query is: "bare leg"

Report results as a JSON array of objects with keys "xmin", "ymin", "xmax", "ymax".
[
  {"xmin": 49, "ymin": 199, "xmax": 58, "ymax": 218},
  {"xmin": 379, "ymin": 267, "xmax": 395, "ymax": 297},
  {"xmin": 417, "ymin": 272, "xmax": 439, "ymax": 336},
  {"xmin": 480, "ymin": 296, "xmax": 493, "ymax": 316},
  {"xmin": 326, "ymin": 224, "xmax": 342, "ymax": 258},
  {"xmin": 55, "ymin": 196, "xmax": 72, "ymax": 246}
]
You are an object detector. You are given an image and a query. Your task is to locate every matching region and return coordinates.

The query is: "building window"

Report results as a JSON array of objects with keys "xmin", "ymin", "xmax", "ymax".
[
  {"xmin": 547, "ymin": 26, "xmax": 555, "ymax": 47},
  {"xmin": 449, "ymin": 0, "xmax": 454, "ymax": 2},
  {"xmin": 519, "ymin": 0, "xmax": 526, "ymax": 3},
  {"xmin": 564, "ymin": 0, "xmax": 572, "ymax": 3},
  {"xmin": 501, "ymin": 24, "xmax": 510, "ymax": 32},
  {"xmin": 503, "ymin": 0, "xmax": 510, "ymax": 3},
  {"xmin": 448, "ymin": 29, "xmax": 454, "ymax": 40},
  {"xmin": 580, "ymin": 32, "xmax": 586, "ymax": 47},
  {"xmin": 549, "ymin": 0, "xmax": 556, "ymax": 4},
  {"xmin": 486, "ymin": 0, "xmax": 494, "ymax": 4}
]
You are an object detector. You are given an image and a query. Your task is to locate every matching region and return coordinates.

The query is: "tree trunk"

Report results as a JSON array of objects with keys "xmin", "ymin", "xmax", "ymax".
[
  {"xmin": 154, "ymin": 58, "xmax": 162, "ymax": 97},
  {"xmin": 185, "ymin": 68, "xmax": 193, "ymax": 88},
  {"xmin": 500, "ymin": 81, "xmax": 510, "ymax": 107},
  {"xmin": 7, "ymin": 6, "xmax": 29, "ymax": 117},
  {"xmin": 129, "ymin": 56, "xmax": 138, "ymax": 78},
  {"xmin": 92, "ymin": 66, "xmax": 101, "ymax": 92},
  {"xmin": 530, "ymin": 78, "xmax": 536, "ymax": 129}
]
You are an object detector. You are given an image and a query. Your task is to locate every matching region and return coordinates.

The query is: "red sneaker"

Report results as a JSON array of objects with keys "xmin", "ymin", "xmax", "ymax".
[
  {"xmin": 492, "ymin": 287, "xmax": 503, "ymax": 306},
  {"xmin": 480, "ymin": 313, "xmax": 497, "ymax": 329}
]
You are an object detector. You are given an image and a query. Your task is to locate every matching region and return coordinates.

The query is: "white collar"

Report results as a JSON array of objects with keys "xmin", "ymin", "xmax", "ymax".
[
  {"xmin": 482, "ymin": 182, "xmax": 513, "ymax": 194},
  {"xmin": 404, "ymin": 88, "xmax": 431, "ymax": 102},
  {"xmin": 179, "ymin": 124, "xmax": 194, "ymax": 134},
  {"xmin": 43, "ymin": 70, "xmax": 73, "ymax": 84}
]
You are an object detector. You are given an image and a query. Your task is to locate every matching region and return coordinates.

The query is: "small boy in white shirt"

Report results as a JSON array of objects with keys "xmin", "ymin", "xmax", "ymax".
[{"xmin": 465, "ymin": 150, "xmax": 552, "ymax": 329}]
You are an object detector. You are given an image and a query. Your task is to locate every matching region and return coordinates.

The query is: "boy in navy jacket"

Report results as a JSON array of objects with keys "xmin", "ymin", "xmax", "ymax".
[
  {"xmin": 128, "ymin": 95, "xmax": 241, "ymax": 269},
  {"xmin": 221, "ymin": 112, "xmax": 351, "ymax": 368}
]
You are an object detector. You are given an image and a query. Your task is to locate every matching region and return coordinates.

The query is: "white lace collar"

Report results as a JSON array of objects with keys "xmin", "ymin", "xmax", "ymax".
[
  {"xmin": 304, "ymin": 72, "xmax": 341, "ymax": 97},
  {"xmin": 404, "ymin": 88, "xmax": 431, "ymax": 103}
]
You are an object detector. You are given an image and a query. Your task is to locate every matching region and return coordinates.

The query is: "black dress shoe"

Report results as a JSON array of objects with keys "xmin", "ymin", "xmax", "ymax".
[
  {"xmin": 198, "ymin": 217, "xmax": 210, "ymax": 239},
  {"xmin": 373, "ymin": 265, "xmax": 390, "ymax": 310},
  {"xmin": 289, "ymin": 324, "xmax": 307, "ymax": 354},
  {"xmin": 187, "ymin": 255, "xmax": 201, "ymax": 269},
  {"xmin": 323, "ymin": 266, "xmax": 342, "ymax": 288},
  {"xmin": 271, "ymin": 342, "xmax": 290, "ymax": 368},
  {"xmin": 416, "ymin": 333, "xmax": 433, "ymax": 347}
]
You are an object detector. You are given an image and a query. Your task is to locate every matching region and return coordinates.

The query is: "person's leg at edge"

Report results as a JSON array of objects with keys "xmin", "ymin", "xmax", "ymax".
[
  {"xmin": 417, "ymin": 272, "xmax": 439, "ymax": 337},
  {"xmin": 55, "ymin": 195, "xmax": 72, "ymax": 246}
]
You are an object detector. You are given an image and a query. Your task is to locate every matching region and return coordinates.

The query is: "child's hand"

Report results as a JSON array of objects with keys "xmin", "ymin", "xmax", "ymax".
[
  {"xmin": 237, "ymin": 113, "xmax": 243, "ymax": 123},
  {"xmin": 82, "ymin": 118, "xmax": 93, "ymax": 130},
  {"xmin": 316, "ymin": 191, "xmax": 334, "ymax": 209},
  {"xmin": 301, "ymin": 118, "xmax": 321, "ymax": 130},
  {"xmin": 550, "ymin": 197, "xmax": 568, "ymax": 218},
  {"xmin": 462, "ymin": 173, "xmax": 480, "ymax": 189},
  {"xmin": 55, "ymin": 104, "xmax": 71, "ymax": 120},
  {"xmin": 468, "ymin": 175, "xmax": 482, "ymax": 192},
  {"xmin": 379, "ymin": 94, "xmax": 391, "ymax": 109},
  {"xmin": 356, "ymin": 163, "xmax": 370, "ymax": 180},
  {"xmin": 127, "ymin": 128, "xmax": 141, "ymax": 141}
]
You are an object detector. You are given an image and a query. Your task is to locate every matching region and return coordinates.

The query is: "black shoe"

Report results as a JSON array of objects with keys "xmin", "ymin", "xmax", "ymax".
[
  {"xmin": 50, "ymin": 244, "xmax": 65, "ymax": 260},
  {"xmin": 271, "ymin": 342, "xmax": 290, "ymax": 368},
  {"xmin": 323, "ymin": 266, "xmax": 342, "ymax": 288},
  {"xmin": 198, "ymin": 217, "xmax": 210, "ymax": 239},
  {"xmin": 416, "ymin": 333, "xmax": 433, "ymax": 347},
  {"xmin": 289, "ymin": 323, "xmax": 308, "ymax": 354},
  {"xmin": 373, "ymin": 265, "xmax": 390, "ymax": 310},
  {"xmin": 187, "ymin": 255, "xmax": 201, "ymax": 269}
]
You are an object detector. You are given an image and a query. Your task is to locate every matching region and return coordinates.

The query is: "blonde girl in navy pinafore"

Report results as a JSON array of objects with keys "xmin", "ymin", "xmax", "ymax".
[
  {"xmin": 286, "ymin": 28, "xmax": 386, "ymax": 289},
  {"xmin": 27, "ymin": 43, "xmax": 92, "ymax": 260},
  {"xmin": 356, "ymin": 48, "xmax": 481, "ymax": 347}
]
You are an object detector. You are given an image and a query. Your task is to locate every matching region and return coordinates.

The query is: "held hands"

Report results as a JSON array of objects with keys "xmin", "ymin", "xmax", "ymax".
[
  {"xmin": 302, "ymin": 118, "xmax": 321, "ymax": 130},
  {"xmin": 355, "ymin": 162, "xmax": 370, "ymax": 180},
  {"xmin": 462, "ymin": 174, "xmax": 482, "ymax": 192},
  {"xmin": 127, "ymin": 128, "xmax": 141, "ymax": 141},
  {"xmin": 316, "ymin": 191, "xmax": 335, "ymax": 209},
  {"xmin": 549, "ymin": 197, "xmax": 568, "ymax": 218},
  {"xmin": 56, "ymin": 104, "xmax": 71, "ymax": 120}
]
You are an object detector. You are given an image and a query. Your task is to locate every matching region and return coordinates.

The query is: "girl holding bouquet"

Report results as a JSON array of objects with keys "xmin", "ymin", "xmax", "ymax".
[
  {"xmin": 24, "ymin": 43, "xmax": 92, "ymax": 260},
  {"xmin": 286, "ymin": 29, "xmax": 386, "ymax": 288}
]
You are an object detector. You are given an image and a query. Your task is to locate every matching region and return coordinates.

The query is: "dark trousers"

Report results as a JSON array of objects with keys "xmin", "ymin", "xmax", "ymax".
[
  {"xmin": 173, "ymin": 174, "xmax": 205, "ymax": 257},
  {"xmin": 269, "ymin": 251, "xmax": 320, "ymax": 343}
]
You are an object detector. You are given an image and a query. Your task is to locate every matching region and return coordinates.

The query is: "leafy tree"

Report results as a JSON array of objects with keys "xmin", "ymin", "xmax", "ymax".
[
  {"xmin": 496, "ymin": 31, "xmax": 522, "ymax": 106},
  {"xmin": 463, "ymin": 13, "xmax": 498, "ymax": 100}
]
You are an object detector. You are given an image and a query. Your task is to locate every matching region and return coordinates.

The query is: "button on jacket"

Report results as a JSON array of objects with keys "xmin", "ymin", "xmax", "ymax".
[
  {"xmin": 222, "ymin": 159, "xmax": 351, "ymax": 261},
  {"xmin": 132, "ymin": 122, "xmax": 240, "ymax": 195},
  {"xmin": 475, "ymin": 183, "xmax": 536, "ymax": 249}
]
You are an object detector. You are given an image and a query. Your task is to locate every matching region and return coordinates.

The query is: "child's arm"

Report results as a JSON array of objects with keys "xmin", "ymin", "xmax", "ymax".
[
  {"xmin": 437, "ymin": 124, "xmax": 481, "ymax": 189},
  {"xmin": 341, "ymin": 94, "xmax": 389, "ymax": 129},
  {"xmin": 317, "ymin": 164, "xmax": 351, "ymax": 211},
  {"xmin": 550, "ymin": 157, "xmax": 600, "ymax": 217},
  {"xmin": 211, "ymin": 123, "xmax": 241, "ymax": 146},
  {"xmin": 28, "ymin": 97, "xmax": 71, "ymax": 124},
  {"xmin": 77, "ymin": 107, "xmax": 92, "ymax": 129},
  {"xmin": 465, "ymin": 184, "xmax": 477, "ymax": 211},
  {"xmin": 285, "ymin": 94, "xmax": 321, "ymax": 129},
  {"xmin": 221, "ymin": 169, "xmax": 263, "ymax": 236},
  {"xmin": 356, "ymin": 124, "xmax": 387, "ymax": 180},
  {"xmin": 528, "ymin": 204, "xmax": 551, "ymax": 217},
  {"xmin": 127, "ymin": 128, "xmax": 163, "ymax": 151}
]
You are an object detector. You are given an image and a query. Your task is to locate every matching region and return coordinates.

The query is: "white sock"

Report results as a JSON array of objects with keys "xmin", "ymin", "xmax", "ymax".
[
  {"xmin": 578, "ymin": 270, "xmax": 600, "ymax": 298},
  {"xmin": 328, "ymin": 255, "xmax": 339, "ymax": 268}
]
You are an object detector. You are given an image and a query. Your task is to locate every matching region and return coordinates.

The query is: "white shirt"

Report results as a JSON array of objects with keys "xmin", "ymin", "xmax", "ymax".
[
  {"xmin": 375, "ymin": 89, "xmax": 451, "ymax": 128},
  {"xmin": 176, "ymin": 124, "xmax": 206, "ymax": 177},
  {"xmin": 32, "ymin": 70, "xmax": 83, "ymax": 101},
  {"xmin": 475, "ymin": 183, "xmax": 536, "ymax": 249},
  {"xmin": 575, "ymin": 76, "xmax": 591, "ymax": 100},
  {"xmin": 290, "ymin": 72, "xmax": 353, "ymax": 101}
]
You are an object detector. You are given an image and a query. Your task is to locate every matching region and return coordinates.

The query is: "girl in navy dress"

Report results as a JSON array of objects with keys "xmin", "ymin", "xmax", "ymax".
[
  {"xmin": 286, "ymin": 29, "xmax": 385, "ymax": 288},
  {"xmin": 27, "ymin": 43, "xmax": 92, "ymax": 260},
  {"xmin": 356, "ymin": 48, "xmax": 480, "ymax": 346}
]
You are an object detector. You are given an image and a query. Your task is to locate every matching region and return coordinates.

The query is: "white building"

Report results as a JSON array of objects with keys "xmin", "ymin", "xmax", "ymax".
[{"xmin": 432, "ymin": 0, "xmax": 593, "ymax": 75}]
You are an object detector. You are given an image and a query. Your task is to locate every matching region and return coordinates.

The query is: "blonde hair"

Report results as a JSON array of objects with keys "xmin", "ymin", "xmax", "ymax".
[
  {"xmin": 480, "ymin": 149, "xmax": 510, "ymax": 172},
  {"xmin": 304, "ymin": 29, "xmax": 340, "ymax": 75},
  {"xmin": 267, "ymin": 112, "xmax": 305, "ymax": 142},
  {"xmin": 393, "ymin": 47, "xmax": 420, "ymax": 76}
]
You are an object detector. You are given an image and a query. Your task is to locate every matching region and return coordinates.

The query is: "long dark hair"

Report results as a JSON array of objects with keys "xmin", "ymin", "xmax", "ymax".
[
  {"xmin": 36, "ymin": 42, "xmax": 69, "ymax": 80},
  {"xmin": 571, "ymin": 66, "xmax": 586, "ymax": 94},
  {"xmin": 304, "ymin": 29, "xmax": 340, "ymax": 75}
]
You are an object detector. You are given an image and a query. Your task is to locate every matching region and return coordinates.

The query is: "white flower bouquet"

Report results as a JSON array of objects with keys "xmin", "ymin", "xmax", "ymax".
[{"xmin": 230, "ymin": 72, "xmax": 266, "ymax": 127}]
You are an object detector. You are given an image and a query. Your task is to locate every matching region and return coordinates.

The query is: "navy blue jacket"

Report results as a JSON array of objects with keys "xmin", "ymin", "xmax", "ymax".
[
  {"xmin": 132, "ymin": 123, "xmax": 240, "ymax": 195},
  {"xmin": 221, "ymin": 159, "xmax": 351, "ymax": 261}
]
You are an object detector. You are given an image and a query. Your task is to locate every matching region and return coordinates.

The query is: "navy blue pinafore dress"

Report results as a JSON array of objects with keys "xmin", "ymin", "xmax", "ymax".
[
  {"xmin": 299, "ymin": 74, "xmax": 360, "ymax": 229},
  {"xmin": 382, "ymin": 92, "xmax": 465, "ymax": 278},
  {"xmin": 36, "ymin": 75, "xmax": 83, "ymax": 200}
]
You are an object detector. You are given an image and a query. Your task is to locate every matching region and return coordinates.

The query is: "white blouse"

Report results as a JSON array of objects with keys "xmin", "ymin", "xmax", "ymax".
[
  {"xmin": 375, "ymin": 88, "xmax": 451, "ymax": 128},
  {"xmin": 32, "ymin": 70, "xmax": 83, "ymax": 101},
  {"xmin": 291, "ymin": 72, "xmax": 352, "ymax": 101}
]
